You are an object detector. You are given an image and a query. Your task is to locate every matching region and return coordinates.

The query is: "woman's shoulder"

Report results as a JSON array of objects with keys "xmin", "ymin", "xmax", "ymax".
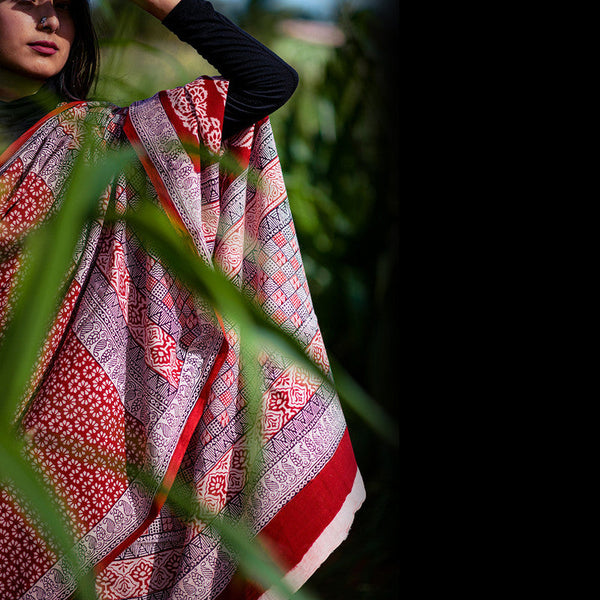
[
  {"xmin": 56, "ymin": 100, "xmax": 125, "ymax": 121},
  {"xmin": 53, "ymin": 77, "xmax": 230, "ymax": 152},
  {"xmin": 51, "ymin": 100, "xmax": 129, "ymax": 149}
]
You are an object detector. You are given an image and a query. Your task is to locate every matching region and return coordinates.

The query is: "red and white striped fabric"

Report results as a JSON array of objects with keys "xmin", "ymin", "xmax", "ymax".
[{"xmin": 0, "ymin": 76, "xmax": 365, "ymax": 600}]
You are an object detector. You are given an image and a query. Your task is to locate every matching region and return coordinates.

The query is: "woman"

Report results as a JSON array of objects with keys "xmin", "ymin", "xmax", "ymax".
[
  {"xmin": 0, "ymin": 1, "xmax": 365, "ymax": 599},
  {"xmin": 1, "ymin": 0, "xmax": 299, "ymax": 146}
]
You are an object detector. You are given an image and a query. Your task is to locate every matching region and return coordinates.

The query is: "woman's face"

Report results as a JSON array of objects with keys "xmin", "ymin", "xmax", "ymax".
[{"xmin": 0, "ymin": 0, "xmax": 75, "ymax": 86}]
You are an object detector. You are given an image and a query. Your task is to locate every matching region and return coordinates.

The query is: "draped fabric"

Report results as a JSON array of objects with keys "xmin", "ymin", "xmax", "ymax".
[{"xmin": 0, "ymin": 77, "xmax": 365, "ymax": 600}]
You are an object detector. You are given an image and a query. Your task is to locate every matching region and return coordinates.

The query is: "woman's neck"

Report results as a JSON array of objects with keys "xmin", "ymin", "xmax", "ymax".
[{"xmin": 0, "ymin": 68, "xmax": 45, "ymax": 102}]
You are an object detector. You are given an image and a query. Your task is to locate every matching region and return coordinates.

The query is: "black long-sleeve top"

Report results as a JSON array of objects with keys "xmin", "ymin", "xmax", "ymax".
[
  {"xmin": 0, "ymin": 0, "xmax": 298, "ymax": 147},
  {"xmin": 164, "ymin": 0, "xmax": 298, "ymax": 139}
]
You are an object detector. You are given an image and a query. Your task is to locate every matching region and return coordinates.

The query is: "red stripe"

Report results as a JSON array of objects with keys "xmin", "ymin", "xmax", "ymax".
[
  {"xmin": 155, "ymin": 335, "xmax": 228, "ymax": 503},
  {"xmin": 219, "ymin": 429, "xmax": 358, "ymax": 599}
]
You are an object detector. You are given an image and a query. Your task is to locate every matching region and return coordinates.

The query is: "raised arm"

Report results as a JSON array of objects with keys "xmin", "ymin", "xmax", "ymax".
[
  {"xmin": 131, "ymin": 0, "xmax": 299, "ymax": 139},
  {"xmin": 129, "ymin": 0, "xmax": 181, "ymax": 21}
]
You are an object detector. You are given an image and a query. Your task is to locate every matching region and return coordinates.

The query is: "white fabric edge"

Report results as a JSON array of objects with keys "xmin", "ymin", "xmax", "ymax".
[{"xmin": 258, "ymin": 469, "xmax": 367, "ymax": 600}]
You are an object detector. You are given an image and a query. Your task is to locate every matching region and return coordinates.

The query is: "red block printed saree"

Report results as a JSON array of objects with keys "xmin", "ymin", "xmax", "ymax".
[{"xmin": 0, "ymin": 77, "xmax": 365, "ymax": 599}]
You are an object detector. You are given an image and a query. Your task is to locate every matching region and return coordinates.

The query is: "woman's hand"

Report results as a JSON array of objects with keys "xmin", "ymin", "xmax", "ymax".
[{"xmin": 129, "ymin": 0, "xmax": 182, "ymax": 21}]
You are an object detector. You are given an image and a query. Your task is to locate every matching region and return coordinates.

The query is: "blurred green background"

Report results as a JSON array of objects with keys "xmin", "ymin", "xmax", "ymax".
[{"xmin": 92, "ymin": 0, "xmax": 399, "ymax": 597}]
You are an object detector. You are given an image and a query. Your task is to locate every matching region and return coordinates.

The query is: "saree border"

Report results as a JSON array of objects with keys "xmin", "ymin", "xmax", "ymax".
[{"xmin": 218, "ymin": 429, "xmax": 366, "ymax": 599}]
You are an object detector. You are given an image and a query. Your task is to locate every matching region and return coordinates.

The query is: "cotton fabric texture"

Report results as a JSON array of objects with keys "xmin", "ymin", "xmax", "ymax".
[{"xmin": 0, "ymin": 77, "xmax": 365, "ymax": 599}]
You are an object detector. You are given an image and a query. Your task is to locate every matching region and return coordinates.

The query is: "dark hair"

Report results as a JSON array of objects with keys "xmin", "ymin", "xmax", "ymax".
[{"xmin": 49, "ymin": 0, "xmax": 99, "ymax": 101}]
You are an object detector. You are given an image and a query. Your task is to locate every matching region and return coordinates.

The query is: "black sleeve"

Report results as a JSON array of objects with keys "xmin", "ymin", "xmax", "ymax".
[{"xmin": 162, "ymin": 0, "xmax": 299, "ymax": 139}]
